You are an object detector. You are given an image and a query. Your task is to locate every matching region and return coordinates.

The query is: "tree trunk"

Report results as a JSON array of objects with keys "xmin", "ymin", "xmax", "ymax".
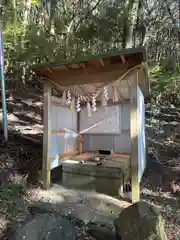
[
  {"xmin": 12, "ymin": 0, "xmax": 17, "ymax": 44},
  {"xmin": 16, "ymin": 0, "xmax": 32, "ymax": 90},
  {"xmin": 178, "ymin": 0, "xmax": 180, "ymax": 45},
  {"xmin": 122, "ymin": 0, "xmax": 140, "ymax": 48}
]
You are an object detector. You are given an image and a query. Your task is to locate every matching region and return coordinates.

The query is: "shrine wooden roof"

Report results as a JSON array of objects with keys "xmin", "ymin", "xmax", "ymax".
[{"xmin": 32, "ymin": 47, "xmax": 150, "ymax": 97}]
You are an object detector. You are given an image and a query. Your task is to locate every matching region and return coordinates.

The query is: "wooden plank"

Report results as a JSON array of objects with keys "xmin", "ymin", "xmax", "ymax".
[
  {"xmin": 79, "ymin": 130, "xmax": 129, "ymax": 135},
  {"xmin": 113, "ymin": 152, "xmax": 130, "ymax": 156},
  {"xmin": 52, "ymin": 65, "xmax": 68, "ymax": 71},
  {"xmin": 69, "ymin": 64, "xmax": 80, "ymax": 69},
  {"xmin": 79, "ymin": 63, "xmax": 86, "ymax": 68},
  {"xmin": 62, "ymin": 65, "xmax": 68, "ymax": 71},
  {"xmin": 47, "ymin": 68, "xmax": 53, "ymax": 73},
  {"xmin": 70, "ymin": 152, "xmax": 130, "ymax": 168},
  {"xmin": 99, "ymin": 59, "xmax": 105, "ymax": 67},
  {"xmin": 120, "ymin": 55, "xmax": 126, "ymax": 64},
  {"xmin": 88, "ymin": 59, "xmax": 106, "ymax": 67},
  {"xmin": 76, "ymin": 112, "xmax": 82, "ymax": 154},
  {"xmin": 51, "ymin": 129, "xmax": 74, "ymax": 134},
  {"xmin": 71, "ymin": 152, "xmax": 98, "ymax": 161},
  {"xmin": 42, "ymin": 81, "xmax": 52, "ymax": 189},
  {"xmin": 51, "ymin": 151, "xmax": 77, "ymax": 161},
  {"xmin": 130, "ymin": 71, "xmax": 139, "ymax": 203},
  {"xmin": 44, "ymin": 63, "xmax": 133, "ymax": 86}
]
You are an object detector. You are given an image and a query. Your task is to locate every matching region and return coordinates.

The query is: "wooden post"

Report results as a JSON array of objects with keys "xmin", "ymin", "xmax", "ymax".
[
  {"xmin": 76, "ymin": 111, "xmax": 84, "ymax": 154},
  {"xmin": 76, "ymin": 111, "xmax": 80, "ymax": 154},
  {"xmin": 42, "ymin": 81, "xmax": 51, "ymax": 189},
  {"xmin": 130, "ymin": 72, "xmax": 140, "ymax": 203}
]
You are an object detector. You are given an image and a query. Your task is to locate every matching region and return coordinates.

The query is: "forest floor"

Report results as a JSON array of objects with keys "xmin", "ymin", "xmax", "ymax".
[{"xmin": 0, "ymin": 83, "xmax": 180, "ymax": 239}]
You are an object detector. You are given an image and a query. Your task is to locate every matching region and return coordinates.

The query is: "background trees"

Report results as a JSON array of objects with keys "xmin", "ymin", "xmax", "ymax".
[{"xmin": 0, "ymin": 0, "xmax": 180, "ymax": 87}]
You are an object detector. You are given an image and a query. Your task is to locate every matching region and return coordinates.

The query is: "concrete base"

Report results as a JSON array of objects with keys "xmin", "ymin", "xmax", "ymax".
[
  {"xmin": 62, "ymin": 172, "xmax": 123, "ymax": 196},
  {"xmin": 62, "ymin": 160, "xmax": 130, "ymax": 197}
]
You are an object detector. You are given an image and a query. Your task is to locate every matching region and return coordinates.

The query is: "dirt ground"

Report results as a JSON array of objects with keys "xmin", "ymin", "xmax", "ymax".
[{"xmin": 0, "ymin": 90, "xmax": 180, "ymax": 239}]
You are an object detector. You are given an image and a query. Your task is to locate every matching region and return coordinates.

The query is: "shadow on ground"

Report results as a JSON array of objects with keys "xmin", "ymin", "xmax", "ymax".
[{"xmin": 0, "ymin": 127, "xmax": 42, "ymax": 186}]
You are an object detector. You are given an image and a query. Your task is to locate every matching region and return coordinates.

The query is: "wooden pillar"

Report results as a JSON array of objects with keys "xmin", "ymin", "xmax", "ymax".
[
  {"xmin": 42, "ymin": 81, "xmax": 51, "ymax": 189},
  {"xmin": 130, "ymin": 72, "xmax": 140, "ymax": 203},
  {"xmin": 76, "ymin": 111, "xmax": 83, "ymax": 154},
  {"xmin": 76, "ymin": 111, "xmax": 80, "ymax": 154}
]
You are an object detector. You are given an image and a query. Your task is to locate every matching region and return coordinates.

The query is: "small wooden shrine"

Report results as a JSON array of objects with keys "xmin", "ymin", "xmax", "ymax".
[{"xmin": 32, "ymin": 47, "xmax": 150, "ymax": 203}]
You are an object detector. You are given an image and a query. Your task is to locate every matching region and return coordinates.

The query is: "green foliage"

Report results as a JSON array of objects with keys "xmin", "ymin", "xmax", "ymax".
[
  {"xmin": 1, "ymin": 0, "xmax": 140, "ymax": 69},
  {"xmin": 1, "ymin": 0, "xmax": 180, "ymax": 89},
  {"xmin": 31, "ymin": 0, "xmax": 40, "ymax": 7},
  {"xmin": 3, "ymin": 22, "xmax": 24, "ymax": 61},
  {"xmin": 150, "ymin": 67, "xmax": 180, "ymax": 106}
]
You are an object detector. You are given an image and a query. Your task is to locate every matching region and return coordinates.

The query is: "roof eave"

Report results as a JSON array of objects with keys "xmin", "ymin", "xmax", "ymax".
[{"xmin": 31, "ymin": 46, "xmax": 147, "ymax": 71}]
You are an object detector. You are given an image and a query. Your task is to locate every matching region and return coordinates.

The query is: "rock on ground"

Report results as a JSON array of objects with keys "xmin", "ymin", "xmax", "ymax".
[
  {"xmin": 115, "ymin": 201, "xmax": 168, "ymax": 240},
  {"xmin": 87, "ymin": 226, "xmax": 116, "ymax": 240},
  {"xmin": 10, "ymin": 213, "xmax": 77, "ymax": 240}
]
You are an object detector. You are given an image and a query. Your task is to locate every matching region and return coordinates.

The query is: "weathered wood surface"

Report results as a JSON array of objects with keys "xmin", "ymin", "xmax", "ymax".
[{"xmin": 63, "ymin": 152, "xmax": 130, "ymax": 176}]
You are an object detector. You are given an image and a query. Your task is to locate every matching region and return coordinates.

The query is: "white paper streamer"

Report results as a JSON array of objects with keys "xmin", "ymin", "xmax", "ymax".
[
  {"xmin": 67, "ymin": 90, "xmax": 71, "ymax": 105},
  {"xmin": 87, "ymin": 101, "xmax": 92, "ymax": 117},
  {"xmin": 101, "ymin": 93, "xmax": 107, "ymax": 106},
  {"xmin": 104, "ymin": 86, "xmax": 109, "ymax": 101},
  {"xmin": 92, "ymin": 95, "xmax": 97, "ymax": 112},
  {"xmin": 112, "ymin": 85, "xmax": 119, "ymax": 102},
  {"xmin": 61, "ymin": 91, "xmax": 66, "ymax": 106},
  {"xmin": 76, "ymin": 97, "xmax": 81, "ymax": 112}
]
